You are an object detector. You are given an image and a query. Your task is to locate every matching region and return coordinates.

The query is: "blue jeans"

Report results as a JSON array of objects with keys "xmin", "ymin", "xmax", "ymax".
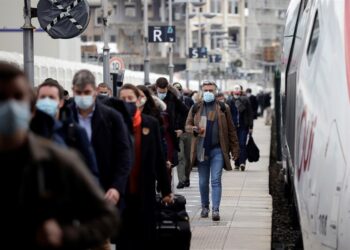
[
  {"xmin": 235, "ymin": 127, "xmax": 249, "ymax": 166},
  {"xmin": 198, "ymin": 147, "xmax": 224, "ymax": 211}
]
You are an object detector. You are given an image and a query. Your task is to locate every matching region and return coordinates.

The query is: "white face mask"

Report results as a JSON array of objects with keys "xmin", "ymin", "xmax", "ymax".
[
  {"xmin": 0, "ymin": 100, "xmax": 30, "ymax": 136},
  {"xmin": 74, "ymin": 95, "xmax": 94, "ymax": 110},
  {"xmin": 138, "ymin": 97, "xmax": 147, "ymax": 108}
]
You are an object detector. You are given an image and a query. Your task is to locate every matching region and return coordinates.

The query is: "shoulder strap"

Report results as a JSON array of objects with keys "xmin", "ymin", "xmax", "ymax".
[{"xmin": 218, "ymin": 101, "xmax": 226, "ymax": 113}]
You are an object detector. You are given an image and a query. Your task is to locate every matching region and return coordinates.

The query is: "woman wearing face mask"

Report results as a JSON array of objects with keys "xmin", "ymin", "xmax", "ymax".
[{"xmin": 118, "ymin": 84, "xmax": 173, "ymax": 250}]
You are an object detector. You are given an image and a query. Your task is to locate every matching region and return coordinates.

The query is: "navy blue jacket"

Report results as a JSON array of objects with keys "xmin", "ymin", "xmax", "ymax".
[{"xmin": 30, "ymin": 109, "xmax": 99, "ymax": 178}]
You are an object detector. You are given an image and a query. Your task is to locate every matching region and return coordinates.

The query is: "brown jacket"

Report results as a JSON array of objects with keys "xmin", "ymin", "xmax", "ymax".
[
  {"xmin": 185, "ymin": 101, "xmax": 240, "ymax": 170},
  {"xmin": 16, "ymin": 133, "xmax": 119, "ymax": 250}
]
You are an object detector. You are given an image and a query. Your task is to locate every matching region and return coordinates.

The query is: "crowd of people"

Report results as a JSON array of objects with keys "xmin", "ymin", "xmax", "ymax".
[{"xmin": 0, "ymin": 60, "xmax": 269, "ymax": 250}]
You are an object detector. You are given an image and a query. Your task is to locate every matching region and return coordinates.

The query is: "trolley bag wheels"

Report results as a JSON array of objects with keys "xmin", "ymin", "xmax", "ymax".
[{"xmin": 155, "ymin": 194, "xmax": 191, "ymax": 250}]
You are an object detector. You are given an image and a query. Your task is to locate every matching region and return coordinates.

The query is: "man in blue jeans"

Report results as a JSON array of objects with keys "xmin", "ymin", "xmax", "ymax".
[{"xmin": 185, "ymin": 81, "xmax": 239, "ymax": 221}]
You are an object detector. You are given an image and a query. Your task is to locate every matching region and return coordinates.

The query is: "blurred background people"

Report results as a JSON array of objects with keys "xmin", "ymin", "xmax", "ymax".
[
  {"xmin": 216, "ymin": 92, "xmax": 226, "ymax": 103},
  {"xmin": 172, "ymin": 82, "xmax": 193, "ymax": 189},
  {"xmin": 155, "ymin": 77, "xmax": 188, "ymax": 182},
  {"xmin": 97, "ymin": 82, "xmax": 112, "ymax": 97},
  {"xmin": 246, "ymin": 88, "xmax": 258, "ymax": 120},
  {"xmin": 228, "ymin": 85, "xmax": 254, "ymax": 171}
]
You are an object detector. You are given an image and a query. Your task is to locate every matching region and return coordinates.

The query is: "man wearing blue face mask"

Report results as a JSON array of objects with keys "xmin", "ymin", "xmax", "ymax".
[
  {"xmin": 30, "ymin": 78, "xmax": 99, "ymax": 178},
  {"xmin": 185, "ymin": 80, "xmax": 240, "ymax": 221},
  {"xmin": 0, "ymin": 61, "xmax": 119, "ymax": 249},
  {"xmin": 70, "ymin": 70, "xmax": 133, "ymax": 250}
]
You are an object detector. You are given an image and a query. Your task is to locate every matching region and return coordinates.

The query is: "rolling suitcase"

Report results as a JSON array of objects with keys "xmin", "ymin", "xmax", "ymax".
[{"xmin": 155, "ymin": 194, "xmax": 191, "ymax": 250}]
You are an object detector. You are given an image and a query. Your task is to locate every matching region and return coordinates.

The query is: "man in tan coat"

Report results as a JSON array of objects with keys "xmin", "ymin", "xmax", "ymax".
[{"xmin": 185, "ymin": 80, "xmax": 239, "ymax": 221}]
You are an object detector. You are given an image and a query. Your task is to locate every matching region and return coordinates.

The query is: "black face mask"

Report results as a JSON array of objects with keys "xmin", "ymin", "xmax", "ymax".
[{"xmin": 125, "ymin": 102, "xmax": 137, "ymax": 117}]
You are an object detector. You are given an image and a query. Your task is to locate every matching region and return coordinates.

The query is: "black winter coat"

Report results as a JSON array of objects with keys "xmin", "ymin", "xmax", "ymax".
[
  {"xmin": 30, "ymin": 109, "xmax": 99, "ymax": 178},
  {"xmin": 248, "ymin": 94, "xmax": 259, "ymax": 119},
  {"xmin": 118, "ymin": 114, "xmax": 171, "ymax": 249},
  {"xmin": 12, "ymin": 133, "xmax": 119, "ymax": 250},
  {"xmin": 70, "ymin": 101, "xmax": 132, "ymax": 195},
  {"xmin": 162, "ymin": 91, "xmax": 189, "ymax": 151}
]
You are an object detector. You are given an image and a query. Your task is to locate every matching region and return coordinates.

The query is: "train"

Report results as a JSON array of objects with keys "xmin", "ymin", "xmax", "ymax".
[
  {"xmin": 281, "ymin": 0, "xmax": 350, "ymax": 249},
  {"xmin": 0, "ymin": 50, "xmax": 168, "ymax": 91}
]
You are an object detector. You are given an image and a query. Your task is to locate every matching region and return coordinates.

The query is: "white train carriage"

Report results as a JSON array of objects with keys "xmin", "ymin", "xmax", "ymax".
[
  {"xmin": 0, "ymin": 51, "xmax": 167, "ymax": 91},
  {"xmin": 282, "ymin": 0, "xmax": 350, "ymax": 249}
]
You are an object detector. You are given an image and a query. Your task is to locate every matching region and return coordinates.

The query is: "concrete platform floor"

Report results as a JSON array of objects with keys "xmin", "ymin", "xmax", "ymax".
[{"xmin": 174, "ymin": 118, "xmax": 272, "ymax": 250}]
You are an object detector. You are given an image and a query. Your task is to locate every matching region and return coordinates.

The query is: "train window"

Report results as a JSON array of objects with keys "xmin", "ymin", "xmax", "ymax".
[
  {"xmin": 34, "ymin": 66, "xmax": 39, "ymax": 86},
  {"xmin": 58, "ymin": 68, "xmax": 65, "ymax": 88},
  {"xmin": 67, "ymin": 69, "xmax": 73, "ymax": 84},
  {"xmin": 41, "ymin": 66, "xmax": 48, "ymax": 81},
  {"xmin": 307, "ymin": 11, "xmax": 319, "ymax": 63}
]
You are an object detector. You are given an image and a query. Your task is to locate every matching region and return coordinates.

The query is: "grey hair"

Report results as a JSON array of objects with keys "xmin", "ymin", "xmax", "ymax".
[
  {"xmin": 72, "ymin": 69, "xmax": 96, "ymax": 88},
  {"xmin": 201, "ymin": 80, "xmax": 217, "ymax": 88},
  {"xmin": 201, "ymin": 80, "xmax": 218, "ymax": 94}
]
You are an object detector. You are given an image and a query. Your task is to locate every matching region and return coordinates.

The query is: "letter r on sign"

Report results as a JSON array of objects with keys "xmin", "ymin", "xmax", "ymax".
[{"xmin": 154, "ymin": 30, "xmax": 162, "ymax": 42}]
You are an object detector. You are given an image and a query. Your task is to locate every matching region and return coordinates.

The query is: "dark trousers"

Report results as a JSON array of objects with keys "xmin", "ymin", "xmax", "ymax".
[
  {"xmin": 117, "ymin": 195, "xmax": 155, "ymax": 250},
  {"xmin": 235, "ymin": 127, "xmax": 249, "ymax": 166},
  {"xmin": 176, "ymin": 133, "xmax": 192, "ymax": 183}
]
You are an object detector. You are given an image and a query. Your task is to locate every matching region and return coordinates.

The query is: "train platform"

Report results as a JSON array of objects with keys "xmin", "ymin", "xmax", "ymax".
[{"xmin": 174, "ymin": 118, "xmax": 272, "ymax": 250}]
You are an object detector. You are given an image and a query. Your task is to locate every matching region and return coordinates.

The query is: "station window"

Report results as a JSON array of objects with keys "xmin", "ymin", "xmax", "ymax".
[
  {"xmin": 81, "ymin": 35, "xmax": 87, "ymax": 42},
  {"xmin": 306, "ymin": 11, "xmax": 319, "ymax": 63},
  {"xmin": 210, "ymin": 0, "xmax": 221, "ymax": 13},
  {"xmin": 229, "ymin": 0, "xmax": 239, "ymax": 14},
  {"xmin": 110, "ymin": 35, "xmax": 116, "ymax": 42},
  {"xmin": 125, "ymin": 1, "xmax": 137, "ymax": 17},
  {"xmin": 95, "ymin": 8, "xmax": 103, "ymax": 26},
  {"xmin": 94, "ymin": 35, "xmax": 101, "ymax": 42}
]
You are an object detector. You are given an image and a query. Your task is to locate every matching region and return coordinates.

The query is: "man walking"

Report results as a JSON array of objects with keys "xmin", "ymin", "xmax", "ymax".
[
  {"xmin": 228, "ymin": 85, "xmax": 254, "ymax": 171},
  {"xmin": 173, "ymin": 82, "xmax": 194, "ymax": 188},
  {"xmin": 186, "ymin": 80, "xmax": 239, "ymax": 221}
]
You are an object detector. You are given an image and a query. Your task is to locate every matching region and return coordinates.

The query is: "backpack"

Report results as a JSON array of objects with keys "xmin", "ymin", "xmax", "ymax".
[{"xmin": 191, "ymin": 101, "xmax": 227, "ymax": 119}]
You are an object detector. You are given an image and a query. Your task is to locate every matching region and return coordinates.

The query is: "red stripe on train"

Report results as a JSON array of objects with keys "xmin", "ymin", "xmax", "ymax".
[{"xmin": 345, "ymin": 1, "xmax": 350, "ymax": 100}]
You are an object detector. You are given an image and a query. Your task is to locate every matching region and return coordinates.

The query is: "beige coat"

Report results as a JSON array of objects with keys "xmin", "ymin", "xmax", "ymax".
[{"xmin": 185, "ymin": 101, "xmax": 240, "ymax": 170}]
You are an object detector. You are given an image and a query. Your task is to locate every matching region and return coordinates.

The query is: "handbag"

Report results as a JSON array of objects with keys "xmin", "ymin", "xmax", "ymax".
[{"xmin": 247, "ymin": 135, "xmax": 260, "ymax": 162}]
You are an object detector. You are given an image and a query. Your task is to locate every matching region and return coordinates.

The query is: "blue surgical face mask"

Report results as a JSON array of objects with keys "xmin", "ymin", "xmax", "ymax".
[
  {"xmin": 74, "ymin": 95, "xmax": 94, "ymax": 110},
  {"xmin": 203, "ymin": 92, "xmax": 215, "ymax": 103},
  {"xmin": 157, "ymin": 92, "xmax": 167, "ymax": 100},
  {"xmin": 0, "ymin": 100, "xmax": 30, "ymax": 136},
  {"xmin": 36, "ymin": 97, "xmax": 59, "ymax": 117}
]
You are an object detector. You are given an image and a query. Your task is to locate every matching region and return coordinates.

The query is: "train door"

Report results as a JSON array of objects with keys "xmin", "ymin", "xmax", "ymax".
[
  {"xmin": 283, "ymin": 0, "xmax": 303, "ymax": 180},
  {"xmin": 284, "ymin": 0, "xmax": 312, "ymax": 181}
]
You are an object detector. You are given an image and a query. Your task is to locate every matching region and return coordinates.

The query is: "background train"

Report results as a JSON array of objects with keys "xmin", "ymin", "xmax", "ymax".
[
  {"xmin": 281, "ymin": 0, "xmax": 350, "ymax": 249},
  {"xmin": 0, "ymin": 50, "xmax": 168, "ymax": 92}
]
